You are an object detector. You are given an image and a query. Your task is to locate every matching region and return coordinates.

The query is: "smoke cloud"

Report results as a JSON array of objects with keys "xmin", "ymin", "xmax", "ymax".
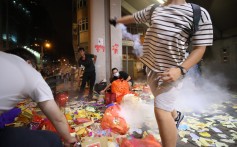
[
  {"xmin": 117, "ymin": 66, "xmax": 230, "ymax": 133},
  {"xmin": 119, "ymin": 94, "xmax": 158, "ymax": 134},
  {"xmin": 174, "ymin": 66, "xmax": 230, "ymax": 112},
  {"xmin": 116, "ymin": 24, "xmax": 143, "ymax": 57}
]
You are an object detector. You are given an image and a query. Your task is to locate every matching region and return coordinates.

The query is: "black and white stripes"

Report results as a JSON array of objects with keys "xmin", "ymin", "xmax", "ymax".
[{"xmin": 133, "ymin": 3, "xmax": 213, "ymax": 72}]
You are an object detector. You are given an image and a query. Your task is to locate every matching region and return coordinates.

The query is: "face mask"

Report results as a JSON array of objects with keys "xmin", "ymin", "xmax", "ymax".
[{"xmin": 114, "ymin": 72, "xmax": 119, "ymax": 77}]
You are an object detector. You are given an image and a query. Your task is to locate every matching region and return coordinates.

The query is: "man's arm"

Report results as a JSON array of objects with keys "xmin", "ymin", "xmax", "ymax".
[
  {"xmin": 100, "ymin": 83, "xmax": 111, "ymax": 94},
  {"xmin": 116, "ymin": 15, "xmax": 136, "ymax": 24},
  {"xmin": 38, "ymin": 100, "xmax": 77, "ymax": 145},
  {"xmin": 93, "ymin": 55, "xmax": 97, "ymax": 63},
  {"xmin": 159, "ymin": 46, "xmax": 206, "ymax": 82},
  {"xmin": 181, "ymin": 46, "xmax": 206, "ymax": 71},
  {"xmin": 126, "ymin": 76, "xmax": 131, "ymax": 82}
]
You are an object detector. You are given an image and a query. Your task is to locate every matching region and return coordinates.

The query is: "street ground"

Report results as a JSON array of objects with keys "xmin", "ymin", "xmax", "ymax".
[{"xmin": 57, "ymin": 81, "xmax": 237, "ymax": 147}]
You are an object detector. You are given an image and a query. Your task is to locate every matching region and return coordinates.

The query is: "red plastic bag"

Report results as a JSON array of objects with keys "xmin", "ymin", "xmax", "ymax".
[
  {"xmin": 55, "ymin": 91, "xmax": 69, "ymax": 107},
  {"xmin": 101, "ymin": 105, "xmax": 129, "ymax": 135},
  {"xmin": 105, "ymin": 92, "xmax": 116, "ymax": 105},
  {"xmin": 111, "ymin": 79, "xmax": 130, "ymax": 103},
  {"xmin": 121, "ymin": 134, "xmax": 162, "ymax": 147}
]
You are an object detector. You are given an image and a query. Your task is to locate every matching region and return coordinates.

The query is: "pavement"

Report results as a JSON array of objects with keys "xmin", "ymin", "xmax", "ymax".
[{"xmin": 56, "ymin": 81, "xmax": 237, "ymax": 147}]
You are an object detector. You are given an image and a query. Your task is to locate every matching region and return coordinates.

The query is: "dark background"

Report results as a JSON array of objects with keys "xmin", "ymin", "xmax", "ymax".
[{"xmin": 40, "ymin": 0, "xmax": 73, "ymax": 61}]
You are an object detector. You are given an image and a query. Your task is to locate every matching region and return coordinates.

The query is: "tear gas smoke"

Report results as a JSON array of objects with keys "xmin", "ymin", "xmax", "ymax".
[
  {"xmin": 118, "ymin": 66, "xmax": 230, "ymax": 133},
  {"xmin": 174, "ymin": 65, "xmax": 230, "ymax": 112},
  {"xmin": 116, "ymin": 24, "xmax": 143, "ymax": 57},
  {"xmin": 119, "ymin": 94, "xmax": 158, "ymax": 133}
]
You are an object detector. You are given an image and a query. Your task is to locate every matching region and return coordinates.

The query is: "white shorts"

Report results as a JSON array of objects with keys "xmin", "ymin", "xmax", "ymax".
[{"xmin": 146, "ymin": 68, "xmax": 182, "ymax": 112}]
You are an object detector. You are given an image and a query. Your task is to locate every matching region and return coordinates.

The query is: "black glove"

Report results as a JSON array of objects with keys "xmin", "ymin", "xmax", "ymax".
[{"xmin": 109, "ymin": 18, "xmax": 117, "ymax": 27}]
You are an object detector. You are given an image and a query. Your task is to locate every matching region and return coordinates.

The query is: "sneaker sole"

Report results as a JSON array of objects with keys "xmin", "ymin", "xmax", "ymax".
[{"xmin": 176, "ymin": 114, "xmax": 184, "ymax": 128}]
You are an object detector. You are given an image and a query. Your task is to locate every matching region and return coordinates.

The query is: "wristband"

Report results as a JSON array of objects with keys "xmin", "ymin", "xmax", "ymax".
[{"xmin": 177, "ymin": 66, "xmax": 187, "ymax": 76}]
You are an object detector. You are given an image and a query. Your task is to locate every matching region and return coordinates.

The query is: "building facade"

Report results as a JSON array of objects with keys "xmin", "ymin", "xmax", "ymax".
[{"xmin": 72, "ymin": 0, "xmax": 148, "ymax": 81}]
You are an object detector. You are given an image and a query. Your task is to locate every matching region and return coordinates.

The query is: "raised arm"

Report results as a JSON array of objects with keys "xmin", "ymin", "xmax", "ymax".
[
  {"xmin": 117, "ymin": 15, "xmax": 136, "ymax": 24},
  {"xmin": 110, "ymin": 15, "xmax": 136, "ymax": 26}
]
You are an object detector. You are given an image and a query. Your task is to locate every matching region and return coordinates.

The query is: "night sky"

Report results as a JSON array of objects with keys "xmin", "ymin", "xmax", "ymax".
[{"xmin": 41, "ymin": 0, "xmax": 74, "ymax": 61}]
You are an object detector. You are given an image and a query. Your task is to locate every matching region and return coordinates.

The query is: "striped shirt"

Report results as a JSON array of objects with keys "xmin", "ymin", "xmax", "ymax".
[{"xmin": 133, "ymin": 3, "xmax": 213, "ymax": 72}]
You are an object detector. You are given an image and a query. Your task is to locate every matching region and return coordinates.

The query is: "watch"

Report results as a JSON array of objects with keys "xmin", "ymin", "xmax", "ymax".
[{"xmin": 177, "ymin": 66, "xmax": 187, "ymax": 76}]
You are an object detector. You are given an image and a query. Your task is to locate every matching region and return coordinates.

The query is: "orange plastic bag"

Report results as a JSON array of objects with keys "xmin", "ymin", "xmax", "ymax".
[
  {"xmin": 121, "ymin": 134, "xmax": 162, "ymax": 147},
  {"xmin": 111, "ymin": 79, "xmax": 130, "ymax": 103},
  {"xmin": 101, "ymin": 105, "xmax": 129, "ymax": 135}
]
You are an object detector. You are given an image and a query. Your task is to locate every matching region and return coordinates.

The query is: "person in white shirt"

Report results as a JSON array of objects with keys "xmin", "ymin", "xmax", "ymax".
[{"xmin": 0, "ymin": 49, "xmax": 77, "ymax": 147}]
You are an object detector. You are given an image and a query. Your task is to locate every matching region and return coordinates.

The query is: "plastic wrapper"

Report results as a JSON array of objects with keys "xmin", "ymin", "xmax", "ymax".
[
  {"xmin": 121, "ymin": 134, "xmax": 162, "ymax": 147},
  {"xmin": 28, "ymin": 122, "xmax": 41, "ymax": 130},
  {"xmin": 111, "ymin": 79, "xmax": 130, "ymax": 103},
  {"xmin": 42, "ymin": 118, "xmax": 74, "ymax": 133},
  {"xmin": 0, "ymin": 107, "xmax": 21, "ymax": 128},
  {"xmin": 32, "ymin": 111, "xmax": 44, "ymax": 123},
  {"xmin": 74, "ymin": 118, "xmax": 91, "ymax": 125},
  {"xmin": 101, "ymin": 105, "xmax": 129, "ymax": 135}
]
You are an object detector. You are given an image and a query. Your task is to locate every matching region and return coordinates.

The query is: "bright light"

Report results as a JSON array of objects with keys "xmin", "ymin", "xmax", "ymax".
[
  {"xmin": 45, "ymin": 42, "xmax": 51, "ymax": 48},
  {"xmin": 22, "ymin": 46, "xmax": 40, "ymax": 59},
  {"xmin": 2, "ymin": 34, "xmax": 6, "ymax": 40},
  {"xmin": 157, "ymin": 0, "xmax": 165, "ymax": 4}
]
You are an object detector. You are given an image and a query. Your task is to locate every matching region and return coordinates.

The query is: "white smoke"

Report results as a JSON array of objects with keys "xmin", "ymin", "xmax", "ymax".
[
  {"xmin": 174, "ymin": 66, "xmax": 230, "ymax": 112},
  {"xmin": 116, "ymin": 66, "xmax": 230, "ymax": 135},
  {"xmin": 119, "ymin": 94, "xmax": 158, "ymax": 134},
  {"xmin": 116, "ymin": 24, "xmax": 144, "ymax": 57}
]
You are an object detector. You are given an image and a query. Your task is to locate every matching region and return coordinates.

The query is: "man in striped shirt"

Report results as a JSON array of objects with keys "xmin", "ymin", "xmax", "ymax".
[{"xmin": 110, "ymin": 0, "xmax": 213, "ymax": 146}]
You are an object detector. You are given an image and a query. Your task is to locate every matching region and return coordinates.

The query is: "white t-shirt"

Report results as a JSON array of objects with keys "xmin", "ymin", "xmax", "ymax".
[
  {"xmin": 133, "ymin": 3, "xmax": 213, "ymax": 72},
  {"xmin": 0, "ymin": 52, "xmax": 53, "ymax": 115}
]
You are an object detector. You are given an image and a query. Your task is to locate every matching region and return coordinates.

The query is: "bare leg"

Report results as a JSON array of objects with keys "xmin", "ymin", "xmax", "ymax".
[{"xmin": 154, "ymin": 107, "xmax": 177, "ymax": 147}]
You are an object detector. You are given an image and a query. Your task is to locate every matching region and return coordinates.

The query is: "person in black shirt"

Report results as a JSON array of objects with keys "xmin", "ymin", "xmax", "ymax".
[
  {"xmin": 78, "ymin": 47, "xmax": 97, "ymax": 99},
  {"xmin": 100, "ymin": 67, "xmax": 133, "ymax": 94}
]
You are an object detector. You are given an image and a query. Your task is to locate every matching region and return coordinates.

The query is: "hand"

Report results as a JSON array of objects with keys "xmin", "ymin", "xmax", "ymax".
[
  {"xmin": 100, "ymin": 90, "xmax": 105, "ymax": 94},
  {"xmin": 109, "ymin": 17, "xmax": 117, "ymax": 27},
  {"xmin": 64, "ymin": 137, "xmax": 78, "ymax": 147},
  {"xmin": 158, "ymin": 67, "xmax": 182, "ymax": 83}
]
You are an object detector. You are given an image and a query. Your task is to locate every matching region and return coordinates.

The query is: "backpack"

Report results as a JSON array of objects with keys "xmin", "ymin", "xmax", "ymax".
[{"xmin": 149, "ymin": 3, "xmax": 201, "ymax": 40}]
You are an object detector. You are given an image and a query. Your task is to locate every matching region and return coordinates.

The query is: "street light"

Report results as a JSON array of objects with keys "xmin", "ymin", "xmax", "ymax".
[
  {"xmin": 40, "ymin": 41, "xmax": 51, "ymax": 70},
  {"xmin": 45, "ymin": 42, "xmax": 51, "ymax": 48}
]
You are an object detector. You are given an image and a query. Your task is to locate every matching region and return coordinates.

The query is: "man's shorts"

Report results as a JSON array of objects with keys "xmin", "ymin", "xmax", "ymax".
[{"xmin": 146, "ymin": 68, "xmax": 182, "ymax": 112}]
